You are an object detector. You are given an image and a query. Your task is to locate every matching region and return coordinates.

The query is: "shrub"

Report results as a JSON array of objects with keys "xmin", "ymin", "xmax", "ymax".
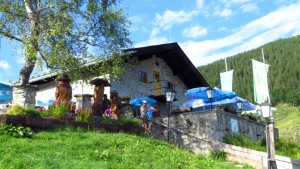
[
  {"xmin": 209, "ymin": 150, "xmax": 227, "ymax": 161},
  {"xmin": 48, "ymin": 100, "xmax": 69, "ymax": 120},
  {"xmin": 76, "ymin": 108, "xmax": 92, "ymax": 122},
  {"xmin": 0, "ymin": 124, "xmax": 33, "ymax": 138},
  {"xmin": 123, "ymin": 96, "xmax": 130, "ymax": 101},
  {"xmin": 7, "ymin": 105, "xmax": 43, "ymax": 117},
  {"xmin": 40, "ymin": 110, "xmax": 51, "ymax": 118},
  {"xmin": 103, "ymin": 114, "xmax": 110, "ymax": 122},
  {"xmin": 120, "ymin": 117, "xmax": 140, "ymax": 126},
  {"xmin": 223, "ymin": 134, "xmax": 254, "ymax": 148},
  {"xmin": 6, "ymin": 104, "xmax": 26, "ymax": 116},
  {"xmin": 25, "ymin": 107, "xmax": 41, "ymax": 117},
  {"xmin": 223, "ymin": 134, "xmax": 300, "ymax": 159},
  {"xmin": 275, "ymin": 139, "xmax": 300, "ymax": 159}
]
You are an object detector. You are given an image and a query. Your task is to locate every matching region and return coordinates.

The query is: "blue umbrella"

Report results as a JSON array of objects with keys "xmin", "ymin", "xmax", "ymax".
[
  {"xmin": 185, "ymin": 87, "xmax": 236, "ymax": 102},
  {"xmin": 215, "ymin": 96, "xmax": 256, "ymax": 111},
  {"xmin": 0, "ymin": 83, "xmax": 13, "ymax": 104},
  {"xmin": 181, "ymin": 99, "xmax": 206, "ymax": 108},
  {"xmin": 130, "ymin": 97, "xmax": 157, "ymax": 107},
  {"xmin": 181, "ymin": 96, "xmax": 256, "ymax": 111}
]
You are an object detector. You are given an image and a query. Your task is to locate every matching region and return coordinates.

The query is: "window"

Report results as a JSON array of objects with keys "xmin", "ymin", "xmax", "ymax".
[
  {"xmin": 138, "ymin": 71, "xmax": 147, "ymax": 83},
  {"xmin": 153, "ymin": 70, "xmax": 160, "ymax": 82},
  {"xmin": 167, "ymin": 81, "xmax": 175, "ymax": 90}
]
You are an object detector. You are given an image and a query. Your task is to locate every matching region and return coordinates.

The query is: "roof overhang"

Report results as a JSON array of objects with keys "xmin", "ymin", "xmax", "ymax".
[
  {"xmin": 124, "ymin": 42, "xmax": 209, "ymax": 88},
  {"xmin": 29, "ymin": 42, "xmax": 209, "ymax": 88}
]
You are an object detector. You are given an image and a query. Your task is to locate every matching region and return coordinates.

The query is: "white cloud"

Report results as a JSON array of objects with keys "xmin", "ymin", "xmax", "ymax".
[
  {"xmin": 150, "ymin": 27, "xmax": 160, "ymax": 38},
  {"xmin": 221, "ymin": 0, "xmax": 251, "ymax": 7},
  {"xmin": 213, "ymin": 7, "xmax": 233, "ymax": 18},
  {"xmin": 218, "ymin": 27, "xmax": 228, "ymax": 31},
  {"xmin": 182, "ymin": 25, "xmax": 207, "ymax": 38},
  {"xmin": 0, "ymin": 60, "xmax": 11, "ymax": 70},
  {"xmin": 180, "ymin": 2, "xmax": 300, "ymax": 66},
  {"xmin": 196, "ymin": 0, "xmax": 204, "ymax": 9},
  {"xmin": 134, "ymin": 37, "xmax": 169, "ymax": 48},
  {"xmin": 240, "ymin": 3, "xmax": 258, "ymax": 12},
  {"xmin": 219, "ymin": 8, "xmax": 233, "ymax": 17},
  {"xmin": 128, "ymin": 15, "xmax": 144, "ymax": 32},
  {"xmin": 153, "ymin": 10, "xmax": 198, "ymax": 30}
]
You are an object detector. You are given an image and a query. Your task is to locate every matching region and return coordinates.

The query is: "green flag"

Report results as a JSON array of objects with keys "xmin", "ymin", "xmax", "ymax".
[{"xmin": 252, "ymin": 59, "xmax": 270, "ymax": 104}]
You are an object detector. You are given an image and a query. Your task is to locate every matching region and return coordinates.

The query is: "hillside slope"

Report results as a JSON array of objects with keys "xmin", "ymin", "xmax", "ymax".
[
  {"xmin": 198, "ymin": 35, "xmax": 300, "ymax": 106},
  {"xmin": 273, "ymin": 103, "xmax": 300, "ymax": 142}
]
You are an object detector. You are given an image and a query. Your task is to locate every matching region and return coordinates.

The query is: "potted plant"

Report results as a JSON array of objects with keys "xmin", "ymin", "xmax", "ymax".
[{"xmin": 123, "ymin": 96, "xmax": 131, "ymax": 104}]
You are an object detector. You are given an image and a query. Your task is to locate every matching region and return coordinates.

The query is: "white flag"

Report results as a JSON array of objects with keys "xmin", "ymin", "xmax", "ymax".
[
  {"xmin": 220, "ymin": 70, "xmax": 233, "ymax": 92},
  {"xmin": 252, "ymin": 59, "xmax": 270, "ymax": 104}
]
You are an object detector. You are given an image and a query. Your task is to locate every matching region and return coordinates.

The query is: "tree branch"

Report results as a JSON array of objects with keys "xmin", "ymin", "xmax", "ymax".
[
  {"xmin": 0, "ymin": 30, "xmax": 23, "ymax": 42},
  {"xmin": 37, "ymin": 49, "xmax": 56, "ymax": 69},
  {"xmin": 24, "ymin": 0, "xmax": 37, "ymax": 26},
  {"xmin": 0, "ymin": 9, "xmax": 29, "ymax": 20}
]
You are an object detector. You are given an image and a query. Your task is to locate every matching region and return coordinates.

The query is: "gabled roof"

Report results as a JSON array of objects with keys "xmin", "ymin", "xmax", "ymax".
[
  {"xmin": 124, "ymin": 42, "xmax": 209, "ymax": 88},
  {"xmin": 29, "ymin": 42, "xmax": 209, "ymax": 88}
]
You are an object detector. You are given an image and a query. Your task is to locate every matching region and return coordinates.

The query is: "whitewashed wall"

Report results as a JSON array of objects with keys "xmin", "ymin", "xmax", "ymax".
[{"xmin": 34, "ymin": 55, "xmax": 189, "ymax": 112}]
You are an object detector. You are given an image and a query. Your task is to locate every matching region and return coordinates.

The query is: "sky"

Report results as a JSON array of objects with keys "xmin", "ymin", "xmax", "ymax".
[{"xmin": 1, "ymin": 0, "xmax": 300, "ymax": 84}]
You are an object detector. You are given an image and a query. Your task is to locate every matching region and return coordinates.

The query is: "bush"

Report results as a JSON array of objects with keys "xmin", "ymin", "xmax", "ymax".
[
  {"xmin": 76, "ymin": 108, "xmax": 92, "ymax": 122},
  {"xmin": 48, "ymin": 100, "xmax": 69, "ymax": 120},
  {"xmin": 209, "ymin": 150, "xmax": 227, "ymax": 161},
  {"xmin": 25, "ymin": 107, "xmax": 41, "ymax": 117},
  {"xmin": 40, "ymin": 110, "xmax": 51, "ymax": 118},
  {"xmin": 7, "ymin": 105, "xmax": 42, "ymax": 118},
  {"xmin": 120, "ymin": 117, "xmax": 140, "ymax": 126},
  {"xmin": 7, "ymin": 104, "xmax": 26, "ymax": 116},
  {"xmin": 275, "ymin": 139, "xmax": 300, "ymax": 159},
  {"xmin": 223, "ymin": 134, "xmax": 255, "ymax": 148},
  {"xmin": 0, "ymin": 124, "xmax": 33, "ymax": 138},
  {"xmin": 223, "ymin": 134, "xmax": 300, "ymax": 159},
  {"xmin": 122, "ymin": 96, "xmax": 130, "ymax": 101}
]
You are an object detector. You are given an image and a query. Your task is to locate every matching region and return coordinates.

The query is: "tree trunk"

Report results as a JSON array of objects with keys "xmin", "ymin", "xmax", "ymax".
[
  {"xmin": 13, "ymin": 0, "xmax": 39, "ymax": 107},
  {"xmin": 18, "ymin": 58, "xmax": 36, "ymax": 85},
  {"xmin": 18, "ymin": 0, "xmax": 39, "ymax": 85}
]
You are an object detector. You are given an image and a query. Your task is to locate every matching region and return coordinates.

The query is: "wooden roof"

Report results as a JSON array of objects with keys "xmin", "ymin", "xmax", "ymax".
[
  {"xmin": 29, "ymin": 42, "xmax": 209, "ymax": 88},
  {"xmin": 124, "ymin": 42, "xmax": 209, "ymax": 88}
]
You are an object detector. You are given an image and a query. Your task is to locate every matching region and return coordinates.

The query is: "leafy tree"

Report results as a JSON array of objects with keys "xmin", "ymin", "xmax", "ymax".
[{"xmin": 0, "ymin": 0, "xmax": 132, "ymax": 85}]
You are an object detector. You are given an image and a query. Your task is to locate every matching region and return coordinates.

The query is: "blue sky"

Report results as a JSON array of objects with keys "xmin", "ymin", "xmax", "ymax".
[{"xmin": 1, "ymin": 0, "xmax": 300, "ymax": 84}]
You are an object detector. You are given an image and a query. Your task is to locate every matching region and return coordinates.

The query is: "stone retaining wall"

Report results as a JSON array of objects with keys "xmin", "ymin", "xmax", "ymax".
[
  {"xmin": 218, "ymin": 143, "xmax": 300, "ymax": 169},
  {"xmin": 0, "ymin": 114, "xmax": 144, "ymax": 133},
  {"xmin": 150, "ymin": 110, "xmax": 286, "ymax": 168}
]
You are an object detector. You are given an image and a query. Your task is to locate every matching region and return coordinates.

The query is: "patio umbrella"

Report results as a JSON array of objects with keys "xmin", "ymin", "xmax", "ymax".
[
  {"xmin": 130, "ymin": 97, "xmax": 157, "ymax": 107},
  {"xmin": 181, "ymin": 96, "xmax": 256, "ymax": 111},
  {"xmin": 180, "ymin": 99, "xmax": 206, "ymax": 109},
  {"xmin": 0, "ymin": 85, "xmax": 13, "ymax": 104},
  {"xmin": 215, "ymin": 96, "xmax": 256, "ymax": 111},
  {"xmin": 185, "ymin": 87, "xmax": 237, "ymax": 102}
]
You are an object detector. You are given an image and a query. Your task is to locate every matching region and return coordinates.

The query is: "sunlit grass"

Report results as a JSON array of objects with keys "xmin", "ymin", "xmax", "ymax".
[
  {"xmin": 273, "ymin": 103, "xmax": 300, "ymax": 143},
  {"xmin": 0, "ymin": 128, "xmax": 253, "ymax": 169}
]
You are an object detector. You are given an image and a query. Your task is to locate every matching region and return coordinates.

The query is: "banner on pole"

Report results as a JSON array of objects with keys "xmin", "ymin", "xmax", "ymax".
[
  {"xmin": 252, "ymin": 59, "xmax": 270, "ymax": 104},
  {"xmin": 220, "ymin": 70, "xmax": 233, "ymax": 92}
]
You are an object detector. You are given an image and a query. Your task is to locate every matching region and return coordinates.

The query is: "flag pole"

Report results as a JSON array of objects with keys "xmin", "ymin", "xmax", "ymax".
[
  {"xmin": 225, "ymin": 57, "xmax": 228, "ymax": 71},
  {"xmin": 261, "ymin": 48, "xmax": 277, "ymax": 169}
]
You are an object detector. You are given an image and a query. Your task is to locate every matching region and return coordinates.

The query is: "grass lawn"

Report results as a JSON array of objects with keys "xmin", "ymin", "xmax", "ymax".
[
  {"xmin": 273, "ymin": 103, "xmax": 300, "ymax": 143},
  {"xmin": 0, "ymin": 128, "xmax": 253, "ymax": 169}
]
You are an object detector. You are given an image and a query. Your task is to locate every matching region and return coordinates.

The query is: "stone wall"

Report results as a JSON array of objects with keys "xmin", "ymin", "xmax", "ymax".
[
  {"xmin": 151, "ymin": 110, "xmax": 275, "ymax": 155},
  {"xmin": 218, "ymin": 143, "xmax": 300, "ymax": 169},
  {"xmin": 34, "ymin": 55, "xmax": 189, "ymax": 114},
  {"xmin": 12, "ymin": 84, "xmax": 37, "ymax": 108},
  {"xmin": 110, "ymin": 55, "xmax": 188, "ymax": 116}
]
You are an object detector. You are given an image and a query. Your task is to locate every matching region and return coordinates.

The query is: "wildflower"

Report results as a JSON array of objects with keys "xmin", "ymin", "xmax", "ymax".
[
  {"xmin": 104, "ymin": 108, "xmax": 112, "ymax": 119},
  {"xmin": 62, "ymin": 100, "xmax": 67, "ymax": 105},
  {"xmin": 54, "ymin": 100, "xmax": 59, "ymax": 105}
]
